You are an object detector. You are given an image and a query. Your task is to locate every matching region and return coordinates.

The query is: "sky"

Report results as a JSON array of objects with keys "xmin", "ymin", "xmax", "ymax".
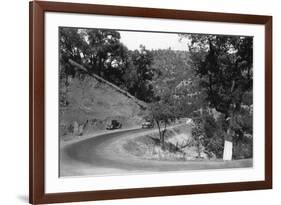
[{"xmin": 119, "ymin": 30, "xmax": 190, "ymax": 51}]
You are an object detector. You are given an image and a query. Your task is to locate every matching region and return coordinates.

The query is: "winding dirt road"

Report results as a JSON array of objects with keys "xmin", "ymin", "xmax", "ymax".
[{"xmin": 60, "ymin": 128, "xmax": 253, "ymax": 177}]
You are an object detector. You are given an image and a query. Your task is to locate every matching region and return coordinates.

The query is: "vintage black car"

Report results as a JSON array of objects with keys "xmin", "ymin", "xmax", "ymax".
[{"xmin": 106, "ymin": 120, "xmax": 122, "ymax": 130}]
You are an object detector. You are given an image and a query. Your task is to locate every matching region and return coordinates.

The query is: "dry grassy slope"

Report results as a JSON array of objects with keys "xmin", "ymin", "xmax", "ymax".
[{"xmin": 60, "ymin": 74, "xmax": 148, "ymax": 137}]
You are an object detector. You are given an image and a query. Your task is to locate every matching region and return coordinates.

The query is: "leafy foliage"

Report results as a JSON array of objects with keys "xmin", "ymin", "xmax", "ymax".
[
  {"xmin": 185, "ymin": 34, "xmax": 253, "ymax": 116},
  {"xmin": 123, "ymin": 46, "xmax": 155, "ymax": 102},
  {"xmin": 182, "ymin": 34, "xmax": 253, "ymax": 140},
  {"xmin": 84, "ymin": 29, "xmax": 129, "ymax": 85}
]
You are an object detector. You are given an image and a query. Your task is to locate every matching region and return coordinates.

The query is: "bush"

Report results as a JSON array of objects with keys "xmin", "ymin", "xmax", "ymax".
[
  {"xmin": 233, "ymin": 135, "xmax": 253, "ymax": 159},
  {"xmin": 199, "ymin": 110, "xmax": 253, "ymax": 159}
]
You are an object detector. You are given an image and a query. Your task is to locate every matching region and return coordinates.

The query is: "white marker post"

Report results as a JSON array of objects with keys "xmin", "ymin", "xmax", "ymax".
[{"xmin": 223, "ymin": 140, "xmax": 233, "ymax": 160}]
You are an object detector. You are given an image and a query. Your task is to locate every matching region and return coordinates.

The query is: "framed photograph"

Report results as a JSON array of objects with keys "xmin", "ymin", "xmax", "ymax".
[{"xmin": 29, "ymin": 1, "xmax": 272, "ymax": 204}]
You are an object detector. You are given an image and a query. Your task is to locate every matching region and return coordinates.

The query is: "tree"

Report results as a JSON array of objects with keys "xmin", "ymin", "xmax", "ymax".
[
  {"xmin": 150, "ymin": 87, "xmax": 201, "ymax": 150},
  {"xmin": 182, "ymin": 34, "xmax": 253, "ymax": 160},
  {"xmin": 59, "ymin": 27, "xmax": 88, "ymax": 79},
  {"xmin": 147, "ymin": 48, "xmax": 204, "ymax": 150},
  {"xmin": 123, "ymin": 45, "xmax": 155, "ymax": 102},
  {"xmin": 149, "ymin": 90, "xmax": 177, "ymax": 150},
  {"xmin": 82, "ymin": 29, "xmax": 129, "ymax": 86},
  {"xmin": 150, "ymin": 49, "xmax": 205, "ymax": 115}
]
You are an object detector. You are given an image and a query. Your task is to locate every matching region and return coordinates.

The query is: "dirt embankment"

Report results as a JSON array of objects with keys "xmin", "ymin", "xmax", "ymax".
[
  {"xmin": 60, "ymin": 69, "xmax": 148, "ymax": 140},
  {"xmin": 121, "ymin": 124, "xmax": 216, "ymax": 161}
]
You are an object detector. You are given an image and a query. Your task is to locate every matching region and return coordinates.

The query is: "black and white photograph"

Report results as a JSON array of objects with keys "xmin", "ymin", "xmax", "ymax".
[{"xmin": 59, "ymin": 27, "xmax": 253, "ymax": 177}]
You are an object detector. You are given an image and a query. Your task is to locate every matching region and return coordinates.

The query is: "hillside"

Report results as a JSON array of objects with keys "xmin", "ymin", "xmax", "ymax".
[{"xmin": 59, "ymin": 61, "xmax": 148, "ymax": 139}]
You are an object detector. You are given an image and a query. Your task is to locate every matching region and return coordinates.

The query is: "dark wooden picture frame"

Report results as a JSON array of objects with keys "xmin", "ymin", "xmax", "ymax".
[{"xmin": 29, "ymin": 1, "xmax": 272, "ymax": 204}]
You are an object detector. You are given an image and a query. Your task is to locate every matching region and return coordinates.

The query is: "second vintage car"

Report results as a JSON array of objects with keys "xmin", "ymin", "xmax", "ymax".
[{"xmin": 141, "ymin": 120, "xmax": 154, "ymax": 129}]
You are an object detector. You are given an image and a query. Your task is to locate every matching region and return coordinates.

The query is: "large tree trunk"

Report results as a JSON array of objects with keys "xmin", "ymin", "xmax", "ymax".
[
  {"xmin": 223, "ymin": 128, "xmax": 233, "ymax": 160},
  {"xmin": 161, "ymin": 123, "xmax": 167, "ymax": 150},
  {"xmin": 160, "ymin": 132, "xmax": 165, "ymax": 150},
  {"xmin": 156, "ymin": 121, "xmax": 164, "ymax": 149},
  {"xmin": 156, "ymin": 121, "xmax": 167, "ymax": 150}
]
